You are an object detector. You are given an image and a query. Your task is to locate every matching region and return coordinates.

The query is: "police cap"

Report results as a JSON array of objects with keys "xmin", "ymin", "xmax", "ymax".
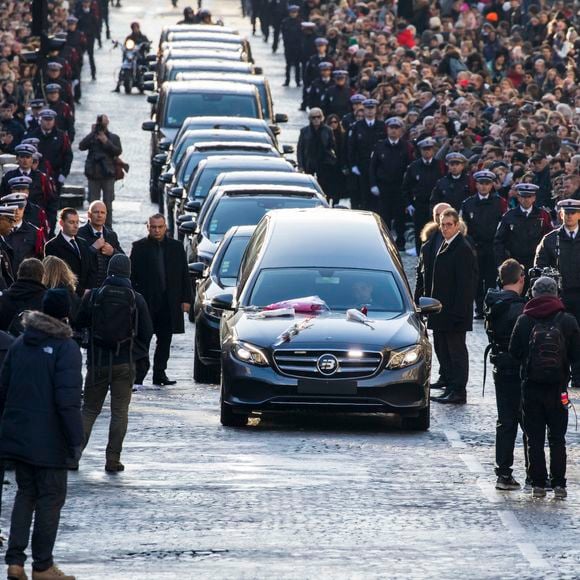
[
  {"xmin": 39, "ymin": 109, "xmax": 57, "ymax": 120},
  {"xmin": 318, "ymin": 61, "xmax": 333, "ymax": 71},
  {"xmin": 47, "ymin": 62, "xmax": 63, "ymax": 71},
  {"xmin": 0, "ymin": 205, "xmax": 17, "ymax": 220},
  {"xmin": 350, "ymin": 93, "xmax": 366, "ymax": 104},
  {"xmin": 45, "ymin": 83, "xmax": 61, "ymax": 93},
  {"xmin": 1, "ymin": 192, "xmax": 28, "ymax": 208},
  {"xmin": 418, "ymin": 137, "xmax": 436, "ymax": 148},
  {"xmin": 363, "ymin": 98, "xmax": 379, "ymax": 108},
  {"xmin": 14, "ymin": 144, "xmax": 37, "ymax": 157},
  {"xmin": 557, "ymin": 198, "xmax": 580, "ymax": 212},
  {"xmin": 514, "ymin": 183, "xmax": 539, "ymax": 197},
  {"xmin": 386, "ymin": 116, "xmax": 404, "ymax": 128},
  {"xmin": 7, "ymin": 176, "xmax": 32, "ymax": 191},
  {"xmin": 445, "ymin": 152, "xmax": 467, "ymax": 164},
  {"xmin": 474, "ymin": 169, "xmax": 497, "ymax": 183},
  {"xmin": 314, "ymin": 37, "xmax": 329, "ymax": 46}
]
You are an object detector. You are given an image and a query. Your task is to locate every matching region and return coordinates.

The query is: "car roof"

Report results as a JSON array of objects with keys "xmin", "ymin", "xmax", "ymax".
[
  {"xmin": 161, "ymin": 24, "xmax": 239, "ymax": 35},
  {"xmin": 162, "ymin": 41, "xmax": 243, "ymax": 51},
  {"xmin": 161, "ymin": 81, "xmax": 257, "ymax": 94},
  {"xmin": 224, "ymin": 224, "xmax": 257, "ymax": 238},
  {"xmin": 176, "ymin": 72, "xmax": 265, "ymax": 84},
  {"xmin": 197, "ymin": 155, "xmax": 293, "ymax": 170},
  {"xmin": 167, "ymin": 32, "xmax": 243, "ymax": 42},
  {"xmin": 218, "ymin": 171, "xmax": 315, "ymax": 183},
  {"xmin": 215, "ymin": 185, "xmax": 320, "ymax": 197},
  {"xmin": 162, "ymin": 49, "xmax": 242, "ymax": 60},
  {"xmin": 177, "ymin": 129, "xmax": 271, "ymax": 142},
  {"xmin": 257, "ymin": 209, "xmax": 398, "ymax": 270},
  {"xmin": 181, "ymin": 116, "xmax": 269, "ymax": 129},
  {"xmin": 166, "ymin": 59, "xmax": 253, "ymax": 71},
  {"xmin": 187, "ymin": 142, "xmax": 277, "ymax": 153}
]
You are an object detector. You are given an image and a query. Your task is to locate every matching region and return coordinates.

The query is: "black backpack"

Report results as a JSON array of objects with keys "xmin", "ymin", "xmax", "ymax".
[
  {"xmin": 526, "ymin": 313, "xmax": 568, "ymax": 385},
  {"xmin": 90, "ymin": 285, "xmax": 136, "ymax": 354}
]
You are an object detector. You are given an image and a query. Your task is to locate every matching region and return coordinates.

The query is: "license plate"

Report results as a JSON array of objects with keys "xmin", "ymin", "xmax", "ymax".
[{"xmin": 297, "ymin": 380, "xmax": 357, "ymax": 395}]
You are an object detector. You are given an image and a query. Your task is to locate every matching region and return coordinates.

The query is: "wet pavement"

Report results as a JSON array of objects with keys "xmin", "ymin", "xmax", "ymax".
[{"xmin": 2, "ymin": 0, "xmax": 580, "ymax": 578}]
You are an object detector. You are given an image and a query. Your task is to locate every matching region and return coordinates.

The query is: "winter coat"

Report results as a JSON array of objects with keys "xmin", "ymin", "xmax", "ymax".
[
  {"xmin": 130, "ymin": 236, "xmax": 192, "ymax": 334},
  {"xmin": 460, "ymin": 193, "xmax": 507, "ymax": 256},
  {"xmin": 297, "ymin": 124, "xmax": 336, "ymax": 174},
  {"xmin": 509, "ymin": 295, "xmax": 580, "ymax": 387},
  {"xmin": 535, "ymin": 227, "xmax": 580, "ymax": 292},
  {"xmin": 428, "ymin": 233, "xmax": 477, "ymax": 332},
  {"xmin": 0, "ymin": 278, "xmax": 46, "ymax": 332},
  {"xmin": 78, "ymin": 129, "xmax": 122, "ymax": 181},
  {"xmin": 0, "ymin": 312, "xmax": 83, "ymax": 468}
]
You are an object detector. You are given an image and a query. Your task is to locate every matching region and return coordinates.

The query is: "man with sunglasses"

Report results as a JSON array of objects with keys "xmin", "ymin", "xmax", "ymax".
[{"xmin": 535, "ymin": 198, "xmax": 580, "ymax": 325}]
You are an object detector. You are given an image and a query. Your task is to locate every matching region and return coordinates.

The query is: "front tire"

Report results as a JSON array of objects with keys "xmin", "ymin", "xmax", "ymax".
[
  {"xmin": 401, "ymin": 402, "xmax": 430, "ymax": 431},
  {"xmin": 220, "ymin": 379, "xmax": 248, "ymax": 427}
]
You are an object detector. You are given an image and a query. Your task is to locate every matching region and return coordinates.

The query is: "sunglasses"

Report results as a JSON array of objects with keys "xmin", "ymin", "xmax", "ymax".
[
  {"xmin": 328, "ymin": 119, "xmax": 339, "ymax": 124},
  {"xmin": 310, "ymin": 115, "xmax": 322, "ymax": 119}
]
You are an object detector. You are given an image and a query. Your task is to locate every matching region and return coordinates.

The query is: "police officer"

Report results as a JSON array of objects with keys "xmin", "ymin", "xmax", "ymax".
[
  {"xmin": 430, "ymin": 152, "xmax": 473, "ymax": 211},
  {"xmin": 347, "ymin": 99, "xmax": 385, "ymax": 210},
  {"xmin": 535, "ymin": 198, "xmax": 580, "ymax": 324},
  {"xmin": 402, "ymin": 137, "xmax": 445, "ymax": 255},
  {"xmin": 5, "ymin": 176, "xmax": 50, "ymax": 240},
  {"xmin": 484, "ymin": 259, "xmax": 528, "ymax": 491},
  {"xmin": 1, "ymin": 192, "xmax": 44, "ymax": 272},
  {"xmin": 307, "ymin": 62, "xmax": 334, "ymax": 110},
  {"xmin": 44, "ymin": 84, "xmax": 75, "ymax": 142},
  {"xmin": 269, "ymin": 0, "xmax": 288, "ymax": 54},
  {"xmin": 301, "ymin": 36, "xmax": 329, "ymax": 111},
  {"xmin": 369, "ymin": 117, "xmax": 413, "ymax": 250},
  {"xmin": 341, "ymin": 93, "xmax": 365, "ymax": 132},
  {"xmin": 494, "ymin": 183, "xmax": 552, "ymax": 276},
  {"xmin": 321, "ymin": 70, "xmax": 350, "ymax": 119},
  {"xmin": 280, "ymin": 5, "xmax": 302, "ymax": 87},
  {"xmin": 25, "ymin": 109, "xmax": 73, "ymax": 188},
  {"xmin": 24, "ymin": 100, "xmax": 45, "ymax": 132},
  {"xmin": 43, "ymin": 62, "xmax": 75, "ymax": 110},
  {"xmin": 0, "ymin": 205, "xmax": 16, "ymax": 289},
  {"xmin": 461, "ymin": 169, "xmax": 508, "ymax": 319}
]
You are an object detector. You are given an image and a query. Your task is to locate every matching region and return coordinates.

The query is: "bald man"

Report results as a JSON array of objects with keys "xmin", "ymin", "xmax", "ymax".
[{"xmin": 78, "ymin": 200, "xmax": 124, "ymax": 287}]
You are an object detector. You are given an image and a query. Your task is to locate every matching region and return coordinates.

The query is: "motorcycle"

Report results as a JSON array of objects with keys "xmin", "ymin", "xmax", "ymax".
[{"xmin": 114, "ymin": 39, "xmax": 151, "ymax": 94}]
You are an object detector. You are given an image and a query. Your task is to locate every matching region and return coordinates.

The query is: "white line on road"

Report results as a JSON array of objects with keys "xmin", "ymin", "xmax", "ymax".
[
  {"xmin": 477, "ymin": 481, "xmax": 505, "ymax": 504},
  {"xmin": 516, "ymin": 542, "xmax": 551, "ymax": 570},
  {"xmin": 444, "ymin": 430, "xmax": 467, "ymax": 448},
  {"xmin": 459, "ymin": 453, "xmax": 486, "ymax": 473},
  {"xmin": 498, "ymin": 510, "xmax": 526, "ymax": 534}
]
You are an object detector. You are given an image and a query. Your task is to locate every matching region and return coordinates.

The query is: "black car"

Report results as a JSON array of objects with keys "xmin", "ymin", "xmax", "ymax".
[
  {"xmin": 215, "ymin": 208, "xmax": 442, "ymax": 430},
  {"xmin": 192, "ymin": 225, "xmax": 256, "ymax": 384},
  {"xmin": 181, "ymin": 185, "xmax": 328, "ymax": 266},
  {"xmin": 213, "ymin": 171, "xmax": 323, "ymax": 196}
]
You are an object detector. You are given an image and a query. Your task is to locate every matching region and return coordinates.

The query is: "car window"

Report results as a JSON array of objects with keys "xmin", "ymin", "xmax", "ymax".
[
  {"xmin": 205, "ymin": 197, "xmax": 322, "ymax": 241},
  {"xmin": 164, "ymin": 93, "xmax": 259, "ymax": 128},
  {"xmin": 249, "ymin": 269, "xmax": 404, "ymax": 313},
  {"xmin": 216, "ymin": 236, "xmax": 251, "ymax": 286}
]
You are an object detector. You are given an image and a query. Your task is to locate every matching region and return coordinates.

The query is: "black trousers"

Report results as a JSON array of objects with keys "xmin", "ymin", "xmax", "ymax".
[
  {"xmin": 494, "ymin": 372, "xmax": 528, "ymax": 477},
  {"xmin": 413, "ymin": 203, "xmax": 430, "ymax": 255},
  {"xmin": 284, "ymin": 56, "xmax": 300, "ymax": 85},
  {"xmin": 85, "ymin": 36, "xmax": 96, "ymax": 78},
  {"xmin": 379, "ymin": 192, "xmax": 406, "ymax": 248},
  {"xmin": 354, "ymin": 167, "xmax": 371, "ymax": 211},
  {"xmin": 475, "ymin": 249, "xmax": 497, "ymax": 315},
  {"xmin": 523, "ymin": 385, "xmax": 568, "ymax": 488},
  {"xmin": 152, "ymin": 303, "xmax": 173, "ymax": 377},
  {"xmin": 271, "ymin": 21, "xmax": 282, "ymax": 52},
  {"xmin": 5, "ymin": 462, "xmax": 67, "ymax": 572},
  {"xmin": 562, "ymin": 290, "xmax": 580, "ymax": 327},
  {"xmin": 135, "ymin": 356, "xmax": 150, "ymax": 385},
  {"xmin": 433, "ymin": 330, "xmax": 468, "ymax": 393}
]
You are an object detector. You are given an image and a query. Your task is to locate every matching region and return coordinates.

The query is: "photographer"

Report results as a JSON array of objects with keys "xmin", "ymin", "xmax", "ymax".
[
  {"xmin": 78, "ymin": 115, "xmax": 122, "ymax": 228},
  {"xmin": 534, "ymin": 199, "xmax": 580, "ymax": 325},
  {"xmin": 484, "ymin": 259, "xmax": 528, "ymax": 491}
]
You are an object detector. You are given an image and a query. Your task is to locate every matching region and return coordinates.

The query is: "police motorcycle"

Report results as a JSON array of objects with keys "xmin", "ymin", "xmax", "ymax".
[{"xmin": 114, "ymin": 38, "xmax": 151, "ymax": 94}]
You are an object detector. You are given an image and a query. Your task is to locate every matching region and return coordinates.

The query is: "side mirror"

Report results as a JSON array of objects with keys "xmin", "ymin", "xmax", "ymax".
[
  {"xmin": 142, "ymin": 120, "xmax": 156, "ymax": 132},
  {"xmin": 211, "ymin": 292, "xmax": 234, "ymax": 311},
  {"xmin": 143, "ymin": 71, "xmax": 155, "ymax": 82},
  {"xmin": 185, "ymin": 200, "xmax": 202, "ymax": 213},
  {"xmin": 188, "ymin": 262, "xmax": 206, "ymax": 278},
  {"xmin": 269, "ymin": 124, "xmax": 281, "ymax": 136},
  {"xmin": 143, "ymin": 81, "xmax": 155, "ymax": 92},
  {"xmin": 282, "ymin": 144, "xmax": 294, "ymax": 155},
  {"xmin": 275, "ymin": 113, "xmax": 289, "ymax": 124},
  {"xmin": 147, "ymin": 94, "xmax": 158, "ymax": 105},
  {"xmin": 418, "ymin": 297, "xmax": 442, "ymax": 315},
  {"xmin": 146, "ymin": 54, "xmax": 157, "ymax": 63},
  {"xmin": 179, "ymin": 220, "xmax": 197, "ymax": 235},
  {"xmin": 177, "ymin": 213, "xmax": 194, "ymax": 225},
  {"xmin": 158, "ymin": 171, "xmax": 173, "ymax": 184},
  {"xmin": 168, "ymin": 186, "xmax": 184, "ymax": 199},
  {"xmin": 152, "ymin": 152, "xmax": 168, "ymax": 166},
  {"xmin": 158, "ymin": 141, "xmax": 171, "ymax": 151}
]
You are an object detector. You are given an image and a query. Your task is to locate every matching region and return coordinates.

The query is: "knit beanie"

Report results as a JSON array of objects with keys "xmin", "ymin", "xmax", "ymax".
[{"xmin": 107, "ymin": 254, "xmax": 131, "ymax": 278}]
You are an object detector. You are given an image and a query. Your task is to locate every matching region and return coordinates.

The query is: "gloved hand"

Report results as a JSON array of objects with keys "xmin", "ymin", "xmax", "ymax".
[
  {"xmin": 370, "ymin": 186, "xmax": 380, "ymax": 196},
  {"xmin": 58, "ymin": 174, "xmax": 66, "ymax": 184},
  {"xmin": 351, "ymin": 166, "xmax": 361, "ymax": 176},
  {"xmin": 406, "ymin": 204, "xmax": 416, "ymax": 216}
]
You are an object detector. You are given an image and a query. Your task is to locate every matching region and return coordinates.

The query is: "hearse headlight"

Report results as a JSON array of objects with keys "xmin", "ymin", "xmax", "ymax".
[
  {"xmin": 387, "ymin": 345, "xmax": 423, "ymax": 369},
  {"xmin": 232, "ymin": 341, "xmax": 269, "ymax": 366}
]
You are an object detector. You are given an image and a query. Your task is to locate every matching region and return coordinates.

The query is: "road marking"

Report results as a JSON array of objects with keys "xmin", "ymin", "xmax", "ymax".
[
  {"xmin": 444, "ymin": 429, "xmax": 467, "ymax": 448},
  {"xmin": 477, "ymin": 480, "xmax": 504, "ymax": 504},
  {"xmin": 459, "ymin": 453, "xmax": 485, "ymax": 473},
  {"xmin": 516, "ymin": 542, "xmax": 551, "ymax": 569},
  {"xmin": 498, "ymin": 510, "xmax": 525, "ymax": 534}
]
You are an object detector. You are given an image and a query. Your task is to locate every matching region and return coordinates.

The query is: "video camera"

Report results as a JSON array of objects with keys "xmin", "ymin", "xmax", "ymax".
[{"xmin": 528, "ymin": 266, "xmax": 562, "ymax": 295}]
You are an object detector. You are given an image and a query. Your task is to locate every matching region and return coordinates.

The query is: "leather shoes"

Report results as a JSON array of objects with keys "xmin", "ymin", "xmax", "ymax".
[
  {"xmin": 430, "ymin": 381, "xmax": 446, "ymax": 389},
  {"xmin": 153, "ymin": 374, "xmax": 177, "ymax": 386},
  {"xmin": 432, "ymin": 390, "xmax": 466, "ymax": 405}
]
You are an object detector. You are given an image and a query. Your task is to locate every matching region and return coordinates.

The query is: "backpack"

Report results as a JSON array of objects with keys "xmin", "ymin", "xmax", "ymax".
[
  {"xmin": 90, "ymin": 285, "xmax": 136, "ymax": 354},
  {"xmin": 526, "ymin": 313, "xmax": 568, "ymax": 385}
]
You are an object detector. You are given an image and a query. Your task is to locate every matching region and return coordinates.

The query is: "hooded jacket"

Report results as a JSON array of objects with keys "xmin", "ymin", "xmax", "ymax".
[
  {"xmin": 0, "ymin": 278, "xmax": 46, "ymax": 332},
  {"xmin": 0, "ymin": 312, "xmax": 83, "ymax": 468},
  {"xmin": 509, "ymin": 295, "xmax": 580, "ymax": 386}
]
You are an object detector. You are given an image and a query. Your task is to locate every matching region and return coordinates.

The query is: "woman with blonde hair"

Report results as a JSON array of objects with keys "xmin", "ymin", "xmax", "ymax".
[{"xmin": 42, "ymin": 256, "xmax": 81, "ymax": 323}]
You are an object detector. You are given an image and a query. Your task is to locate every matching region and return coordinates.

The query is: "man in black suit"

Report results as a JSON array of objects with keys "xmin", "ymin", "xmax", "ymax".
[
  {"xmin": 130, "ymin": 214, "xmax": 191, "ymax": 386},
  {"xmin": 78, "ymin": 201, "xmax": 124, "ymax": 287},
  {"xmin": 44, "ymin": 208, "xmax": 97, "ymax": 296},
  {"xmin": 427, "ymin": 208, "xmax": 477, "ymax": 405}
]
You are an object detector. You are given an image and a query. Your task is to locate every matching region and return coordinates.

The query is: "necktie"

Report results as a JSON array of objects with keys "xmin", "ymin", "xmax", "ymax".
[
  {"xmin": 439, "ymin": 241, "xmax": 448, "ymax": 253},
  {"xmin": 571, "ymin": 231, "xmax": 576, "ymax": 240},
  {"xmin": 95, "ymin": 231, "xmax": 102, "ymax": 239},
  {"xmin": 70, "ymin": 238, "xmax": 80, "ymax": 256}
]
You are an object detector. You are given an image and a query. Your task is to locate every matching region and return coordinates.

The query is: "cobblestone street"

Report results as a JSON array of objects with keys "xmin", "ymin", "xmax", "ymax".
[{"xmin": 2, "ymin": 1, "xmax": 579, "ymax": 578}]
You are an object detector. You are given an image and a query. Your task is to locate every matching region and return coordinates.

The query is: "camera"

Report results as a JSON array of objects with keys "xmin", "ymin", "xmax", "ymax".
[
  {"xmin": 528, "ymin": 266, "xmax": 562, "ymax": 295},
  {"xmin": 95, "ymin": 114, "xmax": 105, "ymax": 133}
]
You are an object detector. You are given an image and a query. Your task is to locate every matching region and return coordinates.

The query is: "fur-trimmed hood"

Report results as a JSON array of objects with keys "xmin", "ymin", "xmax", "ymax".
[
  {"xmin": 420, "ymin": 219, "xmax": 469, "ymax": 243},
  {"xmin": 22, "ymin": 311, "xmax": 72, "ymax": 341}
]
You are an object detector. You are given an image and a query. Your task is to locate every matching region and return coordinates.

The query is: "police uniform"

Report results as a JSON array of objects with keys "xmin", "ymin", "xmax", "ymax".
[
  {"xmin": 0, "ymin": 205, "xmax": 16, "ymax": 290},
  {"xmin": 341, "ymin": 94, "xmax": 365, "ymax": 132},
  {"xmin": 369, "ymin": 118, "xmax": 414, "ymax": 249},
  {"xmin": 402, "ymin": 137, "xmax": 445, "ymax": 254},
  {"xmin": 347, "ymin": 101, "xmax": 385, "ymax": 210},
  {"xmin": 24, "ymin": 100, "xmax": 45, "ymax": 132},
  {"xmin": 321, "ymin": 71, "xmax": 351, "ymax": 119},
  {"xmin": 307, "ymin": 62, "xmax": 334, "ymax": 110},
  {"xmin": 44, "ymin": 84, "xmax": 75, "ymax": 141},
  {"xmin": 429, "ymin": 153, "xmax": 473, "ymax": 211},
  {"xmin": 301, "ymin": 37, "xmax": 330, "ymax": 110},
  {"xmin": 535, "ymin": 199, "xmax": 580, "ymax": 324},
  {"xmin": 494, "ymin": 183, "xmax": 552, "ymax": 273},
  {"xmin": 269, "ymin": 0, "xmax": 288, "ymax": 53},
  {"xmin": 461, "ymin": 170, "xmax": 508, "ymax": 317},
  {"xmin": 280, "ymin": 6, "xmax": 302, "ymax": 86}
]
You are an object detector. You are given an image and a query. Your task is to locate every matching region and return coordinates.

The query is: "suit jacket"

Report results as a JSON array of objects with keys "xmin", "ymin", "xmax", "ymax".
[
  {"xmin": 428, "ymin": 233, "xmax": 476, "ymax": 332},
  {"xmin": 130, "ymin": 236, "xmax": 192, "ymax": 334},
  {"xmin": 44, "ymin": 233, "xmax": 97, "ymax": 296},
  {"xmin": 77, "ymin": 222, "xmax": 124, "ymax": 287}
]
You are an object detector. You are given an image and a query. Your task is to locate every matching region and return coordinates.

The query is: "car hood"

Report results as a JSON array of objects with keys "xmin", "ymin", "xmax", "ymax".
[
  {"xmin": 231, "ymin": 311, "xmax": 420, "ymax": 351},
  {"xmin": 160, "ymin": 127, "xmax": 179, "ymax": 144}
]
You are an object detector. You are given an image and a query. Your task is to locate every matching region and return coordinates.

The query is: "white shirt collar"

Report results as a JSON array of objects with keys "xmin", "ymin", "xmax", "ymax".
[
  {"xmin": 564, "ymin": 226, "xmax": 579, "ymax": 237},
  {"xmin": 91, "ymin": 226, "xmax": 103, "ymax": 236},
  {"xmin": 519, "ymin": 205, "xmax": 532, "ymax": 216},
  {"xmin": 389, "ymin": 139, "xmax": 399, "ymax": 145},
  {"xmin": 478, "ymin": 193, "xmax": 490, "ymax": 201},
  {"xmin": 61, "ymin": 233, "xmax": 74, "ymax": 243},
  {"xmin": 442, "ymin": 232, "xmax": 460, "ymax": 246},
  {"xmin": 12, "ymin": 221, "xmax": 22, "ymax": 231}
]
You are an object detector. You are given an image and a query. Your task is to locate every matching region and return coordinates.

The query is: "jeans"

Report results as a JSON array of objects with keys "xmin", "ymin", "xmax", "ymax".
[
  {"xmin": 5, "ymin": 462, "xmax": 67, "ymax": 572},
  {"xmin": 494, "ymin": 372, "xmax": 528, "ymax": 477},
  {"xmin": 82, "ymin": 363, "xmax": 135, "ymax": 462},
  {"xmin": 523, "ymin": 385, "xmax": 568, "ymax": 488},
  {"xmin": 88, "ymin": 178, "xmax": 115, "ymax": 227}
]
